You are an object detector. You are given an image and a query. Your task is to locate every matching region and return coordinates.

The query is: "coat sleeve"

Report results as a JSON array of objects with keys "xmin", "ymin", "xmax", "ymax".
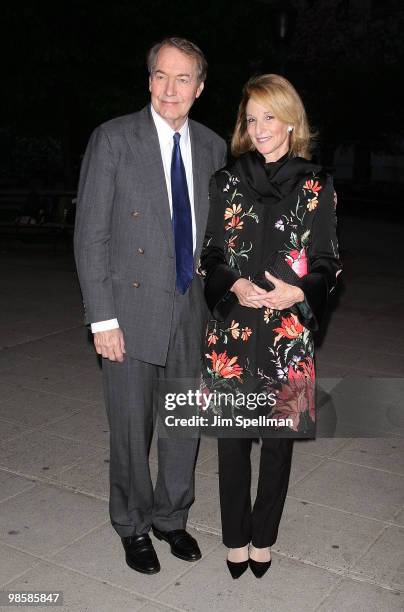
[
  {"xmin": 73, "ymin": 126, "xmax": 117, "ymax": 325},
  {"xmin": 295, "ymin": 175, "xmax": 342, "ymax": 330},
  {"xmin": 200, "ymin": 174, "xmax": 241, "ymax": 317}
]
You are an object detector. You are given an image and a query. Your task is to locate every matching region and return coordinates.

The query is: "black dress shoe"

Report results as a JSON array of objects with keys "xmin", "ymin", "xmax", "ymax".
[
  {"xmin": 226, "ymin": 559, "xmax": 249, "ymax": 579},
  {"xmin": 121, "ymin": 534, "xmax": 160, "ymax": 574},
  {"xmin": 152, "ymin": 526, "xmax": 202, "ymax": 561},
  {"xmin": 249, "ymin": 557, "xmax": 272, "ymax": 578}
]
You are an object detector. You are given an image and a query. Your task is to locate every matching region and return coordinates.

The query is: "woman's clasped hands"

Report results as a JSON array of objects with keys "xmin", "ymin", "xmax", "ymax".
[{"xmin": 231, "ymin": 271, "xmax": 304, "ymax": 311}]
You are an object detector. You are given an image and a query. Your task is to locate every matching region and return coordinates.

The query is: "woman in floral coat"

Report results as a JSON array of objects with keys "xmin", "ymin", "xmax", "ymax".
[{"xmin": 200, "ymin": 74, "xmax": 341, "ymax": 578}]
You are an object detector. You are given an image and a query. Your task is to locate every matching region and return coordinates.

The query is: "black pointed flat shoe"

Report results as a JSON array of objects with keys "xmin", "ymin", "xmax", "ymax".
[
  {"xmin": 249, "ymin": 557, "xmax": 272, "ymax": 578},
  {"xmin": 226, "ymin": 558, "xmax": 249, "ymax": 579}
]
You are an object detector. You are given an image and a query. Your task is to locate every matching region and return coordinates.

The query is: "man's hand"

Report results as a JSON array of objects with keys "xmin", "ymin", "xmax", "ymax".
[
  {"xmin": 230, "ymin": 278, "xmax": 269, "ymax": 308},
  {"xmin": 248, "ymin": 271, "xmax": 305, "ymax": 310},
  {"xmin": 94, "ymin": 328, "xmax": 126, "ymax": 362}
]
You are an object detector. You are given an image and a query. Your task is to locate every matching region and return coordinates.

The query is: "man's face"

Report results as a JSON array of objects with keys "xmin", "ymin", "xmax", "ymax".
[{"xmin": 149, "ymin": 45, "xmax": 204, "ymax": 130}]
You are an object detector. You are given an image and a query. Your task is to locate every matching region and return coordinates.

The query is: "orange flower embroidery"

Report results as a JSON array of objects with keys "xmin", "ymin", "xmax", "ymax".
[
  {"xmin": 273, "ymin": 313, "xmax": 304, "ymax": 343},
  {"xmin": 227, "ymin": 235, "xmax": 238, "ymax": 250},
  {"xmin": 207, "ymin": 332, "xmax": 218, "ymax": 346},
  {"xmin": 303, "ymin": 179, "xmax": 322, "ymax": 194},
  {"xmin": 224, "ymin": 203, "xmax": 243, "ymax": 220},
  {"xmin": 228, "ymin": 320, "xmax": 240, "ymax": 339},
  {"xmin": 307, "ymin": 197, "xmax": 318, "ymax": 211},
  {"xmin": 225, "ymin": 216, "xmax": 244, "ymax": 231},
  {"xmin": 205, "ymin": 350, "xmax": 243, "ymax": 380},
  {"xmin": 241, "ymin": 327, "xmax": 252, "ymax": 341}
]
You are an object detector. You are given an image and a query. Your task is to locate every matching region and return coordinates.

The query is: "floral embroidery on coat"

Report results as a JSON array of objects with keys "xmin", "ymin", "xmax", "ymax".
[{"xmin": 201, "ymin": 167, "xmax": 340, "ymax": 436}]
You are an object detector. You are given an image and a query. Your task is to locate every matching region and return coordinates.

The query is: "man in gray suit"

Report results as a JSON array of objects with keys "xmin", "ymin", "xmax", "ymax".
[{"xmin": 74, "ymin": 37, "xmax": 226, "ymax": 574}]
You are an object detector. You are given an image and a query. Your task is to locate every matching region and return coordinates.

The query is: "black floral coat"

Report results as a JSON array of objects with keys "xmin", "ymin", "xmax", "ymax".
[{"xmin": 199, "ymin": 153, "xmax": 342, "ymax": 437}]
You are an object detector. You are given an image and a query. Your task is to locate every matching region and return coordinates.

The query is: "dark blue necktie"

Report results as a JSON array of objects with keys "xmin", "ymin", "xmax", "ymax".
[{"xmin": 171, "ymin": 132, "xmax": 193, "ymax": 294}]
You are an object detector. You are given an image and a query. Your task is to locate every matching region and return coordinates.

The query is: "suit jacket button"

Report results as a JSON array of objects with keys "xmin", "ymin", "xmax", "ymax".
[
  {"xmin": 131, "ymin": 211, "xmax": 140, "ymax": 217},
  {"xmin": 132, "ymin": 281, "xmax": 140, "ymax": 288},
  {"xmin": 137, "ymin": 248, "xmax": 144, "ymax": 254}
]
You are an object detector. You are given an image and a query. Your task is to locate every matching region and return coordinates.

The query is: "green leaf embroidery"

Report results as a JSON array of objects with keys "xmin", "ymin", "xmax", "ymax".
[
  {"xmin": 290, "ymin": 232, "xmax": 299, "ymax": 248},
  {"xmin": 301, "ymin": 230, "xmax": 310, "ymax": 246},
  {"xmin": 284, "ymin": 338, "xmax": 300, "ymax": 360}
]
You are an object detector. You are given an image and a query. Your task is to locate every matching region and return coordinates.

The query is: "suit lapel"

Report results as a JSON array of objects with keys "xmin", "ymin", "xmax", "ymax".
[
  {"xmin": 190, "ymin": 121, "xmax": 211, "ymax": 263},
  {"xmin": 125, "ymin": 105, "xmax": 175, "ymax": 255},
  {"xmin": 124, "ymin": 107, "xmax": 212, "ymax": 263}
]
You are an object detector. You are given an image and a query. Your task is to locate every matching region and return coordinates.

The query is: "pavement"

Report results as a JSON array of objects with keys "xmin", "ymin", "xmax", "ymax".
[{"xmin": 0, "ymin": 213, "xmax": 403, "ymax": 612}]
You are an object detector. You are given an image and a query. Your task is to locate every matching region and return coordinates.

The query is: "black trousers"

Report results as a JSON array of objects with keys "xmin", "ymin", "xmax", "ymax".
[{"xmin": 218, "ymin": 437, "xmax": 294, "ymax": 548}]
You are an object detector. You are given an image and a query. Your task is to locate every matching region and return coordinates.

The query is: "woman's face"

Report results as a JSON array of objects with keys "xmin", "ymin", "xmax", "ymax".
[{"xmin": 245, "ymin": 97, "xmax": 290, "ymax": 163}]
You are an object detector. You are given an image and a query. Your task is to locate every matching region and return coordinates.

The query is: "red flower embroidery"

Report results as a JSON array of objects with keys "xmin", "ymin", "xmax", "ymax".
[
  {"xmin": 205, "ymin": 350, "xmax": 243, "ymax": 380},
  {"xmin": 296, "ymin": 357, "xmax": 315, "ymax": 382},
  {"xmin": 271, "ymin": 357, "xmax": 315, "ymax": 430},
  {"xmin": 285, "ymin": 247, "xmax": 308, "ymax": 277},
  {"xmin": 303, "ymin": 179, "xmax": 322, "ymax": 194},
  {"xmin": 274, "ymin": 313, "xmax": 304, "ymax": 343}
]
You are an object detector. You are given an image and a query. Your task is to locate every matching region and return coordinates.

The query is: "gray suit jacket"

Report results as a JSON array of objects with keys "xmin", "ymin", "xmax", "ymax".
[{"xmin": 74, "ymin": 105, "xmax": 227, "ymax": 365}]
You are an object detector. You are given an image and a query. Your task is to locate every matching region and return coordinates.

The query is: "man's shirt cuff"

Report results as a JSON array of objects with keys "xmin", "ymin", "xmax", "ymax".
[{"xmin": 91, "ymin": 318, "xmax": 119, "ymax": 333}]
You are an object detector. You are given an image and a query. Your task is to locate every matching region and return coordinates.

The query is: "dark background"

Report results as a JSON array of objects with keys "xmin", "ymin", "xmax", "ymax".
[{"xmin": 1, "ymin": 0, "xmax": 403, "ymax": 226}]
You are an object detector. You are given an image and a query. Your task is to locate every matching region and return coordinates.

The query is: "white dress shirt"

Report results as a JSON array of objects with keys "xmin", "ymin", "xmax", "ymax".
[{"xmin": 91, "ymin": 103, "xmax": 196, "ymax": 333}]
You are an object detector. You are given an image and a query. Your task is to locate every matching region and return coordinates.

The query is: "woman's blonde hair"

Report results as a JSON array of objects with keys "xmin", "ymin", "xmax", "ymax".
[{"xmin": 231, "ymin": 74, "xmax": 315, "ymax": 160}]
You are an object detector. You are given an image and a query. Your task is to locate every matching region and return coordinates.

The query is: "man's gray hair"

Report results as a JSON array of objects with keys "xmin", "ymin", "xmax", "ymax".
[{"xmin": 147, "ymin": 37, "xmax": 208, "ymax": 83}]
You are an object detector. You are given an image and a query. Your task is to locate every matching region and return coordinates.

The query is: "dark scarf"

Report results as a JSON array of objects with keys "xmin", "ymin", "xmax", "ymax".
[{"xmin": 234, "ymin": 150, "xmax": 323, "ymax": 205}]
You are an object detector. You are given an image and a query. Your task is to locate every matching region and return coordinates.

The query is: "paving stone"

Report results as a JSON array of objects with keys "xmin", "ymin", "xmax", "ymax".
[
  {"xmin": 0, "ymin": 469, "xmax": 35, "ymax": 503},
  {"xmin": 332, "ymin": 438, "xmax": 404, "ymax": 475},
  {"xmin": 289, "ymin": 459, "xmax": 404, "ymax": 522},
  {"xmin": 52, "ymin": 449, "xmax": 109, "ymax": 498},
  {"xmin": 40, "ymin": 403, "xmax": 109, "ymax": 449},
  {"xmin": 50, "ymin": 523, "xmax": 219, "ymax": 598},
  {"xmin": 0, "ymin": 430, "xmax": 100, "ymax": 479},
  {"xmin": 0, "ymin": 483, "xmax": 108, "ymax": 555},
  {"xmin": 348, "ymin": 526, "xmax": 404, "ymax": 589},
  {"xmin": 274, "ymin": 496, "xmax": 384, "ymax": 572},
  {"xmin": 0, "ymin": 542, "xmax": 41, "ymax": 588},
  {"xmin": 45, "ymin": 372, "xmax": 105, "ymax": 404},
  {"xmin": 4, "ymin": 561, "xmax": 146, "ymax": 611},
  {"xmin": 155, "ymin": 545, "xmax": 339, "ymax": 612},
  {"xmin": 0, "ymin": 418, "xmax": 31, "ymax": 442},
  {"xmin": 0, "ymin": 388, "xmax": 83, "ymax": 427},
  {"xmin": 316, "ymin": 577, "xmax": 403, "ymax": 612}
]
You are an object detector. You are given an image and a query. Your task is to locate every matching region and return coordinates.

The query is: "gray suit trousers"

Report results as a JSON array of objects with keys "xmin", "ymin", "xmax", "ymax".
[{"xmin": 102, "ymin": 281, "xmax": 206, "ymax": 537}]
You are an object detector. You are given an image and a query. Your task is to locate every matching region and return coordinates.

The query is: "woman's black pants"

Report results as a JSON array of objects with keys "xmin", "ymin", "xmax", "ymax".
[{"xmin": 218, "ymin": 436, "xmax": 294, "ymax": 548}]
